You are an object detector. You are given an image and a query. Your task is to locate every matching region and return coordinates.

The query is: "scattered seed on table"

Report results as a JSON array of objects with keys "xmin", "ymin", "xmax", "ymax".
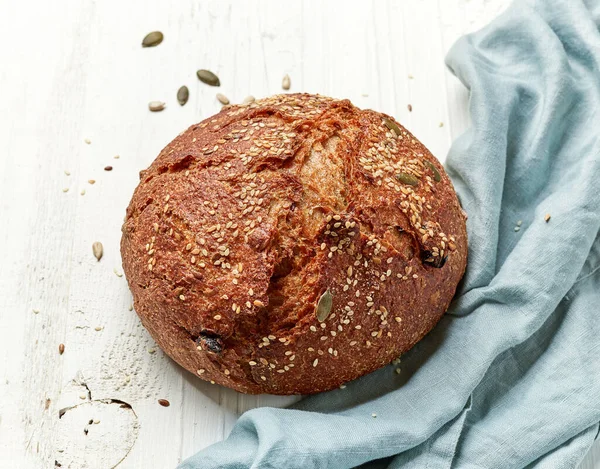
[
  {"xmin": 216, "ymin": 93, "xmax": 230, "ymax": 105},
  {"xmin": 544, "ymin": 213, "xmax": 551, "ymax": 222},
  {"xmin": 282, "ymin": 74, "xmax": 291, "ymax": 90},
  {"xmin": 408, "ymin": 74, "xmax": 414, "ymax": 79},
  {"xmin": 92, "ymin": 241, "xmax": 103, "ymax": 261},
  {"xmin": 407, "ymin": 104, "xmax": 412, "ymax": 112},
  {"xmin": 371, "ymin": 413, "xmax": 377, "ymax": 418},
  {"xmin": 196, "ymin": 69, "xmax": 220, "ymax": 86},
  {"xmin": 104, "ymin": 166, "xmax": 113, "ymax": 171},
  {"xmin": 94, "ymin": 326, "xmax": 103, "ymax": 331},
  {"xmin": 32, "ymin": 309, "xmax": 40, "ymax": 314},
  {"xmin": 148, "ymin": 348, "xmax": 156, "ymax": 354},
  {"xmin": 148, "ymin": 101, "xmax": 165, "ymax": 112},
  {"xmin": 242, "ymin": 95, "xmax": 255, "ymax": 105},
  {"xmin": 128, "ymin": 304, "xmax": 133, "ymax": 311},
  {"xmin": 93, "ymin": 419, "xmax": 100, "ymax": 424},
  {"xmin": 514, "ymin": 226, "xmax": 520, "ymax": 232},
  {"xmin": 114, "ymin": 155, "xmax": 120, "ymax": 159},
  {"xmin": 158, "ymin": 399, "xmax": 170, "ymax": 407},
  {"xmin": 439, "ymin": 122, "xmax": 444, "ymax": 127},
  {"xmin": 80, "ymin": 189, "xmax": 86, "ymax": 195},
  {"xmin": 64, "ymin": 170, "xmax": 70, "ymax": 176},
  {"xmin": 88, "ymin": 179, "xmax": 96, "ymax": 185},
  {"xmin": 62, "ymin": 188, "xmax": 69, "ymax": 193},
  {"xmin": 395, "ymin": 368, "xmax": 401, "ymax": 374},
  {"xmin": 113, "ymin": 268, "xmax": 123, "ymax": 277},
  {"xmin": 517, "ymin": 220, "xmax": 523, "ymax": 226},
  {"xmin": 84, "ymin": 138, "xmax": 91, "ymax": 144},
  {"xmin": 142, "ymin": 31, "xmax": 163, "ymax": 48},
  {"xmin": 58, "ymin": 343, "xmax": 65, "ymax": 355},
  {"xmin": 177, "ymin": 86, "xmax": 189, "ymax": 106},
  {"xmin": 80, "ymin": 394, "xmax": 87, "ymax": 400}
]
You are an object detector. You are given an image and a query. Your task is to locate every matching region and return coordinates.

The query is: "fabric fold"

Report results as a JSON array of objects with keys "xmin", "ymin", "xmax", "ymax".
[{"xmin": 181, "ymin": 1, "xmax": 600, "ymax": 467}]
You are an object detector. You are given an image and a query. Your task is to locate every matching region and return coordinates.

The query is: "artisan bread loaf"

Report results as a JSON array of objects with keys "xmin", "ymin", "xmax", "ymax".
[{"xmin": 121, "ymin": 94, "xmax": 467, "ymax": 395}]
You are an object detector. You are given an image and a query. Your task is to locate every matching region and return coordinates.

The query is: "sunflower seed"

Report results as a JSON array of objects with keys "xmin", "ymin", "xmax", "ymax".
[
  {"xmin": 177, "ymin": 86, "xmax": 189, "ymax": 106},
  {"xmin": 92, "ymin": 242, "xmax": 103, "ymax": 261},
  {"xmin": 148, "ymin": 101, "xmax": 166, "ymax": 112},
  {"xmin": 197, "ymin": 69, "xmax": 220, "ymax": 86},
  {"xmin": 396, "ymin": 172, "xmax": 419, "ymax": 186},
  {"xmin": 242, "ymin": 95, "xmax": 255, "ymax": 105},
  {"xmin": 282, "ymin": 74, "xmax": 291, "ymax": 90},
  {"xmin": 383, "ymin": 117, "xmax": 401, "ymax": 137},
  {"xmin": 142, "ymin": 31, "xmax": 163, "ymax": 48},
  {"xmin": 216, "ymin": 93, "xmax": 230, "ymax": 105},
  {"xmin": 315, "ymin": 289, "xmax": 333, "ymax": 322},
  {"xmin": 424, "ymin": 160, "xmax": 441, "ymax": 182}
]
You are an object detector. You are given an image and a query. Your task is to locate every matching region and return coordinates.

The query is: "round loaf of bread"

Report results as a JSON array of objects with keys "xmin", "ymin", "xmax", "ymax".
[{"xmin": 121, "ymin": 93, "xmax": 467, "ymax": 395}]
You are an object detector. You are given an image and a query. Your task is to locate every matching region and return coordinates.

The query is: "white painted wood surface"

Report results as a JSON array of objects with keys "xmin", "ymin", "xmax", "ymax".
[{"xmin": 0, "ymin": 0, "xmax": 598, "ymax": 467}]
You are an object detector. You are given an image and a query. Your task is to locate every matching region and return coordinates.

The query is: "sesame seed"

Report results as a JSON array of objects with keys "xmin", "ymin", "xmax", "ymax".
[
  {"xmin": 313, "ymin": 359, "xmax": 319, "ymax": 367},
  {"xmin": 197, "ymin": 369, "xmax": 205, "ymax": 374},
  {"xmin": 253, "ymin": 300, "xmax": 265, "ymax": 307},
  {"xmin": 214, "ymin": 314, "xmax": 222, "ymax": 320},
  {"xmin": 249, "ymin": 361, "xmax": 257, "ymax": 366},
  {"xmin": 544, "ymin": 213, "xmax": 551, "ymax": 222},
  {"xmin": 179, "ymin": 295, "xmax": 185, "ymax": 301}
]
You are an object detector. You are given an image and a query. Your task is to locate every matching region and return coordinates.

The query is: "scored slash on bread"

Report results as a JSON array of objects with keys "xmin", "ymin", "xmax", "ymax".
[{"xmin": 121, "ymin": 93, "xmax": 467, "ymax": 395}]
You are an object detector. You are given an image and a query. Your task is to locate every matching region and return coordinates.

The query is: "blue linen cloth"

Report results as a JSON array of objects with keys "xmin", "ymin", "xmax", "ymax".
[{"xmin": 180, "ymin": 0, "xmax": 600, "ymax": 467}]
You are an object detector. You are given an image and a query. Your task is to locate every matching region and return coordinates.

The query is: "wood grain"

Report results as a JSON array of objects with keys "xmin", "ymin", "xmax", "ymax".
[{"xmin": 0, "ymin": 0, "xmax": 597, "ymax": 467}]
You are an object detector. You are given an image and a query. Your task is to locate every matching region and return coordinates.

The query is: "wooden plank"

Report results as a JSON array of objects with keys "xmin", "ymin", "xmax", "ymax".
[{"xmin": 0, "ymin": 0, "xmax": 598, "ymax": 467}]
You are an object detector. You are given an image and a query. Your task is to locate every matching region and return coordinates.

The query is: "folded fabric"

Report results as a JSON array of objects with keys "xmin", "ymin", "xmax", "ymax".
[{"xmin": 180, "ymin": 0, "xmax": 600, "ymax": 467}]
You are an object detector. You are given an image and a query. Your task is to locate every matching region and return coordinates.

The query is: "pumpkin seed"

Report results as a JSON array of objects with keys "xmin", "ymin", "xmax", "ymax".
[
  {"xmin": 396, "ymin": 172, "xmax": 419, "ymax": 186},
  {"xmin": 92, "ymin": 241, "xmax": 103, "ymax": 261},
  {"xmin": 148, "ymin": 101, "xmax": 166, "ymax": 112},
  {"xmin": 177, "ymin": 86, "xmax": 189, "ymax": 106},
  {"xmin": 383, "ymin": 118, "xmax": 401, "ymax": 137},
  {"xmin": 142, "ymin": 31, "xmax": 163, "ymax": 48},
  {"xmin": 197, "ymin": 69, "xmax": 220, "ymax": 86},
  {"xmin": 424, "ymin": 160, "xmax": 441, "ymax": 182},
  {"xmin": 216, "ymin": 93, "xmax": 230, "ymax": 105},
  {"xmin": 282, "ymin": 74, "xmax": 291, "ymax": 90},
  {"xmin": 242, "ymin": 95, "xmax": 255, "ymax": 105},
  {"xmin": 315, "ymin": 289, "xmax": 333, "ymax": 322}
]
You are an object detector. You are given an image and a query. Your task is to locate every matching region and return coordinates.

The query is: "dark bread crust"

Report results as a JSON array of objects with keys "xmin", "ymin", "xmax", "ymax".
[{"xmin": 121, "ymin": 94, "xmax": 467, "ymax": 394}]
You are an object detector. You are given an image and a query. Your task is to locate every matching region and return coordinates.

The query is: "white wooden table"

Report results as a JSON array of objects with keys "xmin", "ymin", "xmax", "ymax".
[{"xmin": 1, "ymin": 0, "xmax": 598, "ymax": 467}]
